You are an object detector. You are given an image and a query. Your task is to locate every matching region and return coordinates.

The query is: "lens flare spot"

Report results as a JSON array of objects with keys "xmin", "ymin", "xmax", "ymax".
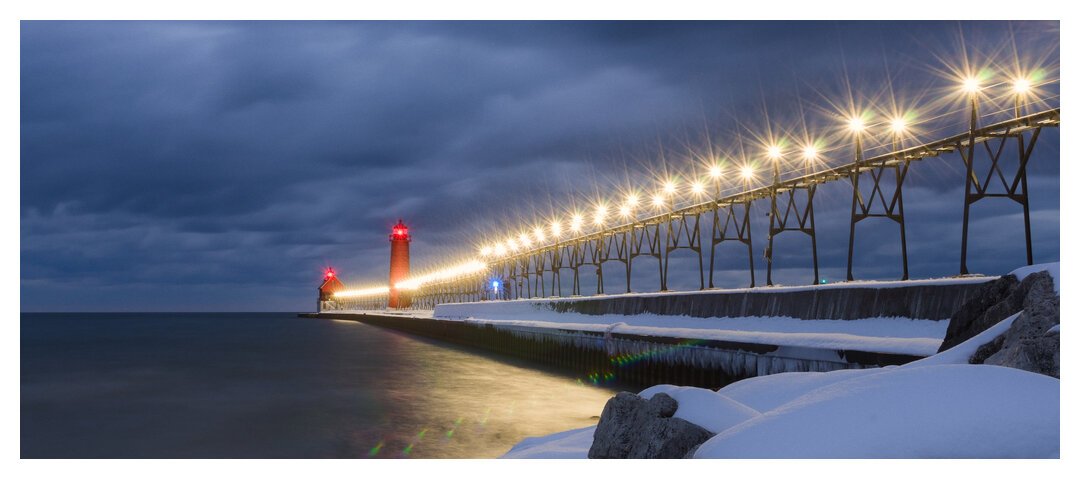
[{"xmin": 369, "ymin": 441, "xmax": 384, "ymax": 457}]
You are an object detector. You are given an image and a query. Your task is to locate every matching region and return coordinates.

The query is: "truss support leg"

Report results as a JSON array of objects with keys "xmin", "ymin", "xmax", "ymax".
[
  {"xmin": 695, "ymin": 214, "xmax": 704, "ymax": 290},
  {"xmin": 808, "ymin": 187, "xmax": 819, "ymax": 285},
  {"xmin": 708, "ymin": 209, "xmax": 719, "ymax": 289},
  {"xmin": 596, "ymin": 264, "xmax": 604, "ymax": 295},
  {"xmin": 960, "ymin": 125, "xmax": 1041, "ymax": 274},
  {"xmin": 846, "ymin": 169, "xmax": 860, "ymax": 282},
  {"xmin": 766, "ymin": 190, "xmax": 778, "ymax": 286},
  {"xmin": 1019, "ymin": 135, "xmax": 1034, "ymax": 266},
  {"xmin": 659, "ymin": 229, "xmax": 668, "ymax": 293},
  {"xmin": 572, "ymin": 265, "xmax": 580, "ymax": 296},
  {"xmin": 744, "ymin": 202, "xmax": 756, "ymax": 288},
  {"xmin": 897, "ymin": 164, "xmax": 910, "ymax": 280},
  {"xmin": 709, "ymin": 202, "xmax": 756, "ymax": 289},
  {"xmin": 766, "ymin": 185, "xmax": 819, "ymax": 286}
]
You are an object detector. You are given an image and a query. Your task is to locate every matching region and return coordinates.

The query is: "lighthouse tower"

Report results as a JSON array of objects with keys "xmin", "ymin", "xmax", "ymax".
[
  {"xmin": 317, "ymin": 267, "xmax": 345, "ymax": 311},
  {"xmin": 388, "ymin": 219, "xmax": 411, "ymax": 308}
]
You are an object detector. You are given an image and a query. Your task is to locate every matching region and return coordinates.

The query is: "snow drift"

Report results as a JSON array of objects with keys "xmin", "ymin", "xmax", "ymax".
[{"xmin": 502, "ymin": 263, "xmax": 1061, "ymax": 459}]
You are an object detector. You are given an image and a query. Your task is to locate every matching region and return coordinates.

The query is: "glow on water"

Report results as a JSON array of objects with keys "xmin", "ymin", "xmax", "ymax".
[
  {"xmin": 338, "ymin": 321, "xmax": 618, "ymax": 459},
  {"xmin": 20, "ymin": 313, "xmax": 618, "ymax": 459}
]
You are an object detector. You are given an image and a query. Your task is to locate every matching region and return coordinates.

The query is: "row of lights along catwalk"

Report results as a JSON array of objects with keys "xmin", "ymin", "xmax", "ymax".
[
  {"xmin": 321, "ymin": 74, "xmax": 1058, "ymax": 309},
  {"xmin": 479, "ymin": 77, "xmax": 1052, "ymax": 300}
]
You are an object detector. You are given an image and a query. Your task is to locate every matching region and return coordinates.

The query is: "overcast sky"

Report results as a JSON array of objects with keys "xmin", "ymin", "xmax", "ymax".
[{"xmin": 21, "ymin": 21, "xmax": 1059, "ymax": 311}]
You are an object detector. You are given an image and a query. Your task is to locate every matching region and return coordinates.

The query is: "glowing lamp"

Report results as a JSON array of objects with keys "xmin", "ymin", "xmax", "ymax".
[
  {"xmin": 803, "ymin": 146, "xmax": 818, "ymax": 160},
  {"xmin": 690, "ymin": 181, "xmax": 705, "ymax": 195},
  {"xmin": 890, "ymin": 118, "xmax": 907, "ymax": 134},
  {"xmin": 740, "ymin": 165, "xmax": 755, "ymax": 180},
  {"xmin": 962, "ymin": 77, "xmax": 980, "ymax": 93},
  {"xmin": 625, "ymin": 193, "xmax": 640, "ymax": 207},
  {"xmin": 1013, "ymin": 78, "xmax": 1031, "ymax": 94},
  {"xmin": 848, "ymin": 117, "xmax": 865, "ymax": 132},
  {"xmin": 662, "ymin": 180, "xmax": 677, "ymax": 195},
  {"xmin": 479, "ymin": 246, "xmax": 492, "ymax": 257},
  {"xmin": 551, "ymin": 221, "xmax": 563, "ymax": 237},
  {"xmin": 570, "ymin": 214, "xmax": 584, "ymax": 232},
  {"xmin": 651, "ymin": 194, "xmax": 666, "ymax": 208},
  {"xmin": 767, "ymin": 145, "xmax": 782, "ymax": 159},
  {"xmin": 593, "ymin": 205, "xmax": 607, "ymax": 225},
  {"xmin": 709, "ymin": 165, "xmax": 723, "ymax": 178},
  {"xmin": 619, "ymin": 205, "xmax": 632, "ymax": 218}
]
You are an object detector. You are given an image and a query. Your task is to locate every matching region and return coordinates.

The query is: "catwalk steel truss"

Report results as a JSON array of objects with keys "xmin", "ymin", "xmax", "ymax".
[{"xmin": 394, "ymin": 108, "xmax": 1058, "ymax": 307}]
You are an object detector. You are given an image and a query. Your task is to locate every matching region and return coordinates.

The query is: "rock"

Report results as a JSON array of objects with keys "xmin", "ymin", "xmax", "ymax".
[
  {"xmin": 938, "ymin": 275, "xmax": 1018, "ymax": 352},
  {"xmin": 980, "ymin": 271, "xmax": 1059, "ymax": 378},
  {"xmin": 589, "ymin": 392, "xmax": 714, "ymax": 459},
  {"xmin": 1048, "ymin": 328, "xmax": 1060, "ymax": 379},
  {"xmin": 969, "ymin": 333, "xmax": 1005, "ymax": 364},
  {"xmin": 589, "ymin": 392, "xmax": 649, "ymax": 458},
  {"xmin": 938, "ymin": 272, "xmax": 1046, "ymax": 353},
  {"xmin": 649, "ymin": 391, "xmax": 679, "ymax": 418},
  {"xmin": 683, "ymin": 442, "xmax": 703, "ymax": 459}
]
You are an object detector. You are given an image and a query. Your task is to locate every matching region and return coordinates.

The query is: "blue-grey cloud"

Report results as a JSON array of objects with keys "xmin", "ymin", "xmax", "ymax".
[{"xmin": 20, "ymin": 20, "xmax": 1059, "ymax": 311}]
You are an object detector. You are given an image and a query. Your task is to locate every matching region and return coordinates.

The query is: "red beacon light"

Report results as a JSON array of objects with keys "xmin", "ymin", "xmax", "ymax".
[
  {"xmin": 390, "ymin": 219, "xmax": 411, "ymax": 240},
  {"xmin": 324, "ymin": 267, "xmax": 336, "ymax": 280}
]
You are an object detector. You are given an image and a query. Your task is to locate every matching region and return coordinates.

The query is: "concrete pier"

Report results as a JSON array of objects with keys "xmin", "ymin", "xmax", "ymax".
[
  {"xmin": 304, "ymin": 277, "xmax": 992, "ymax": 389},
  {"xmin": 435, "ymin": 277, "xmax": 994, "ymax": 321}
]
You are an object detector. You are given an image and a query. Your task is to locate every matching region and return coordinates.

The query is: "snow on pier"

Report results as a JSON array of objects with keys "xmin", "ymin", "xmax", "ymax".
[
  {"xmin": 312, "ymin": 275, "xmax": 1003, "ymax": 388},
  {"xmin": 425, "ymin": 276, "xmax": 995, "ymax": 358}
]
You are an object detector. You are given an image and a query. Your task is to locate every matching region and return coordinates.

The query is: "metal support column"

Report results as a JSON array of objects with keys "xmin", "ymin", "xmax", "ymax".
[
  {"xmin": 663, "ymin": 211, "xmax": 705, "ymax": 290},
  {"xmin": 959, "ymin": 120, "xmax": 1042, "ymax": 274},
  {"xmin": 709, "ymin": 200, "xmax": 755, "ymax": 288},
  {"xmin": 766, "ymin": 163, "xmax": 819, "ymax": 285},
  {"xmin": 846, "ymin": 133, "xmax": 911, "ymax": 281}
]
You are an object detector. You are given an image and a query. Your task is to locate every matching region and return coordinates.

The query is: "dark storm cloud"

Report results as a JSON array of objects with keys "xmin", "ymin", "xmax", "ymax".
[{"xmin": 21, "ymin": 20, "xmax": 1059, "ymax": 311}]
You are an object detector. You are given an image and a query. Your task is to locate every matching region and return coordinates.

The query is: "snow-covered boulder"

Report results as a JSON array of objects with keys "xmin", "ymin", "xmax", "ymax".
[
  {"xmin": 638, "ymin": 384, "xmax": 760, "ymax": 433},
  {"xmin": 588, "ymin": 392, "xmax": 713, "ymax": 458},
  {"xmin": 502, "ymin": 263, "xmax": 1061, "ymax": 459},
  {"xmin": 692, "ymin": 364, "xmax": 1059, "ymax": 458},
  {"xmin": 710, "ymin": 368, "xmax": 884, "ymax": 413},
  {"xmin": 505, "ymin": 361, "xmax": 1059, "ymax": 458}
]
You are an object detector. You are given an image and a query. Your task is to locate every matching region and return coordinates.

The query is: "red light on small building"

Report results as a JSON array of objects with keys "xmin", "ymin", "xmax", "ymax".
[{"xmin": 318, "ymin": 267, "xmax": 346, "ymax": 304}]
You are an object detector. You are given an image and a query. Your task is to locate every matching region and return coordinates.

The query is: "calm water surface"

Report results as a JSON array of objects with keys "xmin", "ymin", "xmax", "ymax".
[{"xmin": 21, "ymin": 313, "xmax": 617, "ymax": 458}]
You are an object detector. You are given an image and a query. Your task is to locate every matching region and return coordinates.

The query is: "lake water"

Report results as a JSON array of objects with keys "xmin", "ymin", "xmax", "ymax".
[{"xmin": 21, "ymin": 313, "xmax": 618, "ymax": 458}]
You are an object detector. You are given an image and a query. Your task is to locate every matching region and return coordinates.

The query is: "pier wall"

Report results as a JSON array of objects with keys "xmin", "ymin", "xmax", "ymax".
[
  {"xmin": 434, "ymin": 278, "xmax": 994, "ymax": 321},
  {"xmin": 310, "ymin": 313, "xmax": 921, "ymax": 390},
  {"xmin": 309, "ymin": 278, "xmax": 994, "ymax": 390}
]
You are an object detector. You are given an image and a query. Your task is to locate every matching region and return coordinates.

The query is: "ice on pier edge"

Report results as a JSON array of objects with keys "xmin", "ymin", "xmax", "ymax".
[{"xmin": 501, "ymin": 263, "xmax": 1060, "ymax": 459}]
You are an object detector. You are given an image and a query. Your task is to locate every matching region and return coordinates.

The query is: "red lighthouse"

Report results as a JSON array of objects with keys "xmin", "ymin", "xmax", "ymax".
[
  {"xmin": 388, "ymin": 219, "xmax": 411, "ymax": 308},
  {"xmin": 318, "ymin": 267, "xmax": 345, "ymax": 311}
]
